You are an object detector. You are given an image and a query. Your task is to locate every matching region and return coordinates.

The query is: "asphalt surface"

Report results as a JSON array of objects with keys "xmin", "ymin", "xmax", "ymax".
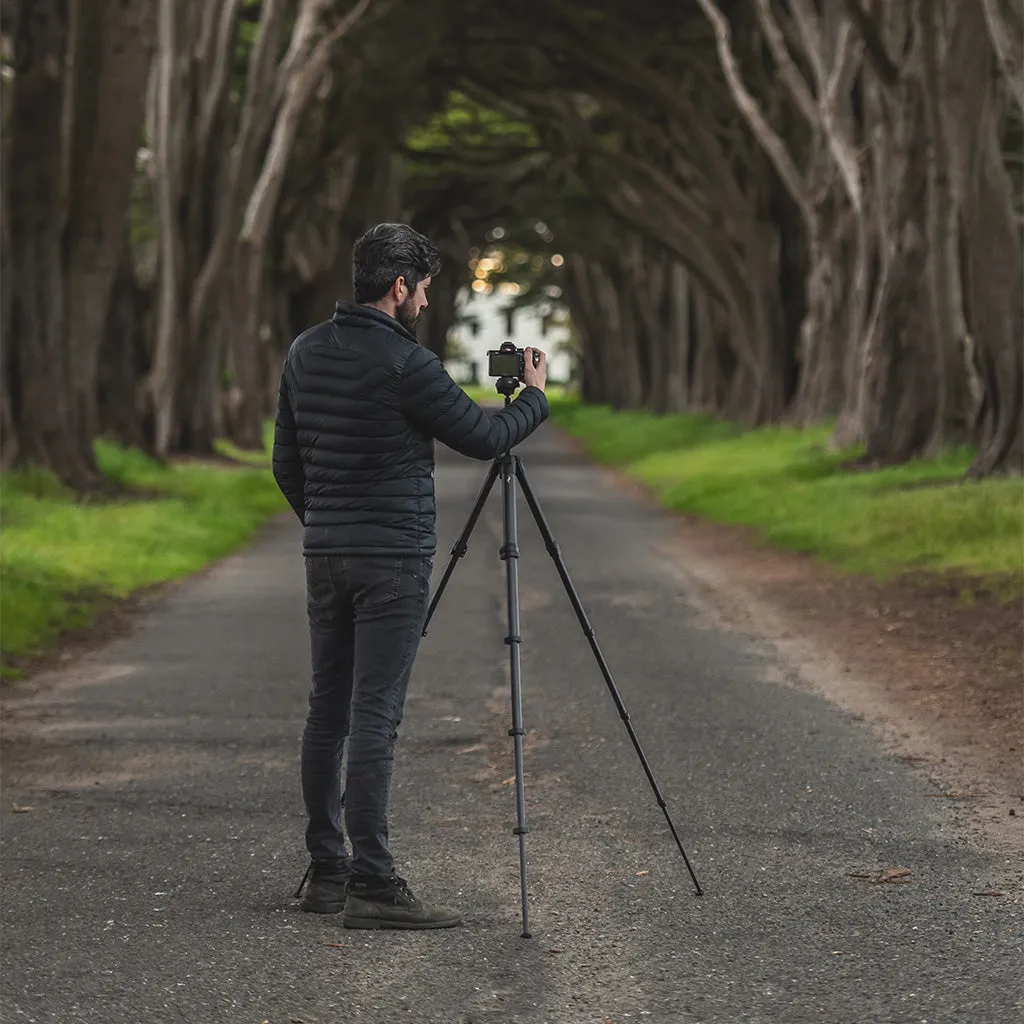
[{"xmin": 2, "ymin": 426, "xmax": 1021, "ymax": 1024}]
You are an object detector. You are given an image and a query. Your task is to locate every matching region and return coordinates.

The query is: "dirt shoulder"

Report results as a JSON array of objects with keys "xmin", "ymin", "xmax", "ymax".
[{"xmin": 597, "ymin": 466, "xmax": 1023, "ymax": 852}]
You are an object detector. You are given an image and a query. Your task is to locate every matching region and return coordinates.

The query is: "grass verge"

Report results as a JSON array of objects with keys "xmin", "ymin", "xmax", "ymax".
[
  {"xmin": 548, "ymin": 397, "xmax": 1024, "ymax": 595},
  {"xmin": 461, "ymin": 383, "xmax": 572, "ymax": 406},
  {"xmin": 1, "ymin": 439, "xmax": 285, "ymax": 679}
]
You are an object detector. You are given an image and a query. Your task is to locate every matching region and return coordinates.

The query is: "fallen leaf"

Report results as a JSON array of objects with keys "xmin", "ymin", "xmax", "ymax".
[
  {"xmin": 456, "ymin": 744, "xmax": 486, "ymax": 754},
  {"xmin": 848, "ymin": 868, "xmax": 913, "ymax": 884},
  {"xmin": 549, "ymin": 948, "xmax": 562, "ymax": 953},
  {"xmin": 11, "ymin": 803, "xmax": 34, "ymax": 813},
  {"xmin": 971, "ymin": 891, "xmax": 1004, "ymax": 897},
  {"xmin": 324, "ymin": 942, "xmax": 349, "ymax": 948},
  {"xmin": 635, "ymin": 870, "xmax": 649, "ymax": 876},
  {"xmin": 874, "ymin": 868, "xmax": 912, "ymax": 884},
  {"xmin": 501, "ymin": 776, "xmax": 516, "ymax": 785}
]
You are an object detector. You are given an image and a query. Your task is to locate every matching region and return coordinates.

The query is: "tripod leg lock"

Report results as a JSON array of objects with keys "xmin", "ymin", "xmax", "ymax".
[
  {"xmin": 508, "ymin": 727, "xmax": 526, "ymax": 737},
  {"xmin": 512, "ymin": 826, "xmax": 529, "ymax": 836},
  {"xmin": 504, "ymin": 634, "xmax": 522, "ymax": 646},
  {"xmin": 500, "ymin": 543, "xmax": 519, "ymax": 560}
]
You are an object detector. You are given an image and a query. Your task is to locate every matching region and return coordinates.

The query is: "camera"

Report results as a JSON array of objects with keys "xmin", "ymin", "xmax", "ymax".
[{"xmin": 487, "ymin": 341, "xmax": 538, "ymax": 379}]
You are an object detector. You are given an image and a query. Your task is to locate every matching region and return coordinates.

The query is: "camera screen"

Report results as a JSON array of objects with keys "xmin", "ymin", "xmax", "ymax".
[{"xmin": 488, "ymin": 352, "xmax": 523, "ymax": 377}]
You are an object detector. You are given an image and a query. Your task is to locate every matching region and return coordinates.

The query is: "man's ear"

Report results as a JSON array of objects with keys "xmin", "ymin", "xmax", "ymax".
[{"xmin": 392, "ymin": 276, "xmax": 408, "ymax": 304}]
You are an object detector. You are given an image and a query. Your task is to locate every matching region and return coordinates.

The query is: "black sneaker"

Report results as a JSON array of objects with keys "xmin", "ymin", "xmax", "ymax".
[
  {"xmin": 295, "ymin": 859, "xmax": 352, "ymax": 914},
  {"xmin": 342, "ymin": 875, "xmax": 462, "ymax": 930}
]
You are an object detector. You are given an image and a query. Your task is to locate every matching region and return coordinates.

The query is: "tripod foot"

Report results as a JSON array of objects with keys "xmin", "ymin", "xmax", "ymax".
[{"xmin": 521, "ymin": 930, "xmax": 532, "ymax": 939}]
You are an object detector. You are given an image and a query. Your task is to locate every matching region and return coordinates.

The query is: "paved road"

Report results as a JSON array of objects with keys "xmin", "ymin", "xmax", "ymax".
[{"xmin": 2, "ymin": 427, "xmax": 1021, "ymax": 1024}]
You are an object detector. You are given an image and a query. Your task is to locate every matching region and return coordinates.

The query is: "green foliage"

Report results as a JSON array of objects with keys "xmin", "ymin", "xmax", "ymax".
[
  {"xmin": 549, "ymin": 398, "xmax": 1024, "ymax": 592},
  {"xmin": 405, "ymin": 91, "xmax": 539, "ymax": 170},
  {"xmin": 1, "ymin": 439, "xmax": 285, "ymax": 677}
]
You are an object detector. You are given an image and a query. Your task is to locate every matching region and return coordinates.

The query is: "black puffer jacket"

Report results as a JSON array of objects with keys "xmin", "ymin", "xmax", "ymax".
[{"xmin": 272, "ymin": 301, "xmax": 549, "ymax": 557}]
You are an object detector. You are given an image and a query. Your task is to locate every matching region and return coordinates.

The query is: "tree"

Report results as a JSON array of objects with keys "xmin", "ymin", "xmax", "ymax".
[
  {"xmin": 4, "ymin": 0, "xmax": 1020, "ymax": 485},
  {"xmin": 2, "ymin": 0, "xmax": 155, "ymax": 487}
]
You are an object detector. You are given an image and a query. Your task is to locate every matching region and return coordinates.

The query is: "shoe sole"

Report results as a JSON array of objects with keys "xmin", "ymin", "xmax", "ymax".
[
  {"xmin": 300, "ymin": 899, "xmax": 346, "ymax": 914},
  {"xmin": 343, "ymin": 915, "xmax": 462, "ymax": 930}
]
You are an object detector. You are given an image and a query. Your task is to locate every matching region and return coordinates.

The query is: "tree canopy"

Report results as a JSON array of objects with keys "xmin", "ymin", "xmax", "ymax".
[{"xmin": 2, "ymin": 0, "xmax": 1021, "ymax": 485}]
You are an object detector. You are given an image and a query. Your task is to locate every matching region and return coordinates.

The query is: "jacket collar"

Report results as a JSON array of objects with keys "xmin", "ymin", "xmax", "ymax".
[{"xmin": 332, "ymin": 300, "xmax": 419, "ymax": 344}]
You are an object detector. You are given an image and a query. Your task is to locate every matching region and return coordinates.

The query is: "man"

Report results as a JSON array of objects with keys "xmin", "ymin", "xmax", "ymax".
[{"xmin": 272, "ymin": 223, "xmax": 549, "ymax": 930}]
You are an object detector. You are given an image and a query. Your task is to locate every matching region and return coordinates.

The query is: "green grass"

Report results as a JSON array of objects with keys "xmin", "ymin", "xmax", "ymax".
[
  {"xmin": 549, "ymin": 397, "xmax": 1024, "ymax": 593},
  {"xmin": 1, "ymin": 439, "xmax": 285, "ymax": 677},
  {"xmin": 460, "ymin": 383, "xmax": 572, "ymax": 406}
]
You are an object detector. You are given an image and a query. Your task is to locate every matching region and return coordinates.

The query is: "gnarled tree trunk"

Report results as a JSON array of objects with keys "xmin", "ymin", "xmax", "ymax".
[
  {"xmin": 4, "ymin": 0, "xmax": 94, "ymax": 487},
  {"xmin": 944, "ymin": 0, "xmax": 1024, "ymax": 475},
  {"xmin": 65, "ymin": 0, "xmax": 155, "ymax": 448}
]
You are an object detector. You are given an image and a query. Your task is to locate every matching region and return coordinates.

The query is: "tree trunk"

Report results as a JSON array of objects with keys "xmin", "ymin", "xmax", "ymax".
[
  {"xmin": 98, "ymin": 237, "xmax": 152, "ymax": 452},
  {"xmin": 216, "ymin": 0, "xmax": 370, "ymax": 449},
  {"xmin": 4, "ymin": 0, "xmax": 98, "ymax": 488},
  {"xmin": 920, "ymin": 0, "xmax": 971, "ymax": 453},
  {"xmin": 565, "ymin": 258, "xmax": 612, "ymax": 405},
  {"xmin": 856, "ymin": 61, "xmax": 936, "ymax": 464},
  {"xmin": 147, "ymin": 0, "xmax": 196, "ymax": 456},
  {"xmin": 1, "ymin": 50, "xmax": 15, "ymax": 469},
  {"xmin": 224, "ymin": 243, "xmax": 270, "ymax": 451},
  {"xmin": 690, "ymin": 291, "xmax": 733, "ymax": 413},
  {"xmin": 838, "ymin": 2, "xmax": 949, "ymax": 464},
  {"xmin": 944, "ymin": 0, "xmax": 1024, "ymax": 475},
  {"xmin": 660, "ymin": 261, "xmax": 692, "ymax": 413},
  {"xmin": 422, "ymin": 263, "xmax": 458, "ymax": 360},
  {"xmin": 64, "ymin": 0, "xmax": 155, "ymax": 446}
]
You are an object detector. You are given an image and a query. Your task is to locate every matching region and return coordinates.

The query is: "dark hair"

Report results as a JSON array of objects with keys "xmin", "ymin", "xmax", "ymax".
[{"xmin": 352, "ymin": 223, "xmax": 441, "ymax": 303}]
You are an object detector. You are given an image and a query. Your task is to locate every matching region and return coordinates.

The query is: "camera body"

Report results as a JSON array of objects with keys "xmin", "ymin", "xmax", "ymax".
[{"xmin": 487, "ymin": 341, "xmax": 537, "ymax": 379}]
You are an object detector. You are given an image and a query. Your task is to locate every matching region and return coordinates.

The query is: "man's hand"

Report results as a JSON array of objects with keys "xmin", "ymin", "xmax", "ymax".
[{"xmin": 522, "ymin": 348, "xmax": 547, "ymax": 391}]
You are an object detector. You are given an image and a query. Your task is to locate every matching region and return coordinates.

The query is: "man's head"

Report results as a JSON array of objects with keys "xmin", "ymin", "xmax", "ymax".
[{"xmin": 352, "ymin": 223, "xmax": 441, "ymax": 333}]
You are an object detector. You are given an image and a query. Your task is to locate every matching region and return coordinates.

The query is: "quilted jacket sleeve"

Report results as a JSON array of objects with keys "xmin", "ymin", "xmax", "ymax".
[
  {"xmin": 399, "ymin": 346, "xmax": 549, "ymax": 459},
  {"xmin": 271, "ymin": 367, "xmax": 305, "ymax": 523}
]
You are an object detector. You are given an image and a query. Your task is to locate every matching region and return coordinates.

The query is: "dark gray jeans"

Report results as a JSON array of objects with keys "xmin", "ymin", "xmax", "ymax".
[{"xmin": 302, "ymin": 554, "xmax": 432, "ymax": 881}]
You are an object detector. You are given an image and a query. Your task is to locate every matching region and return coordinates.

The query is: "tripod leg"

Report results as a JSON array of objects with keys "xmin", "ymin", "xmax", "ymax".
[
  {"xmin": 515, "ymin": 460, "xmax": 703, "ymax": 896},
  {"xmin": 502, "ymin": 454, "xmax": 532, "ymax": 938},
  {"xmin": 423, "ymin": 458, "xmax": 501, "ymax": 636}
]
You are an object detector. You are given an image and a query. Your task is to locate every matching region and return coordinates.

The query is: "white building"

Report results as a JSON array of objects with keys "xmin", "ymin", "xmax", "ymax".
[{"xmin": 444, "ymin": 287, "xmax": 573, "ymax": 386}]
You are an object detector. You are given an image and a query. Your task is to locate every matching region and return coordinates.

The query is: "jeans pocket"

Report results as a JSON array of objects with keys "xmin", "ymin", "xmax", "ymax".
[
  {"xmin": 350, "ymin": 557, "xmax": 403, "ymax": 609},
  {"xmin": 306, "ymin": 557, "xmax": 341, "ymax": 625}
]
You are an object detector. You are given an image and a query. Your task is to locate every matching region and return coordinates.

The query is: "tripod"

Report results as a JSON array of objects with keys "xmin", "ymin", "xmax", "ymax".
[{"xmin": 422, "ymin": 384, "xmax": 702, "ymax": 938}]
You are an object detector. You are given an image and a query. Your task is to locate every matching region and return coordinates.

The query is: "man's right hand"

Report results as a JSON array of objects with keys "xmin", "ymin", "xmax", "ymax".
[{"xmin": 522, "ymin": 348, "xmax": 547, "ymax": 391}]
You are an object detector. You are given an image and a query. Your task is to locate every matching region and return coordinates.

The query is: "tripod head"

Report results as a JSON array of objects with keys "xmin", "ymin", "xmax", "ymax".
[{"xmin": 494, "ymin": 375, "xmax": 520, "ymax": 401}]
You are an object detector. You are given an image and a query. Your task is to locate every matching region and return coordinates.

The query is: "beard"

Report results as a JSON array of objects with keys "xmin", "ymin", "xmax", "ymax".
[{"xmin": 396, "ymin": 296, "xmax": 421, "ymax": 334}]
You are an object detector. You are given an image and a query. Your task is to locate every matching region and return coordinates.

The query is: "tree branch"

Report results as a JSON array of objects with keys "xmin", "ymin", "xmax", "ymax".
[
  {"xmin": 820, "ymin": 20, "xmax": 865, "ymax": 212},
  {"xmin": 695, "ymin": 0, "xmax": 814, "ymax": 226},
  {"xmin": 196, "ymin": 0, "xmax": 240, "ymax": 164},
  {"xmin": 241, "ymin": 0, "xmax": 372, "ymax": 247},
  {"xmin": 785, "ymin": 0, "xmax": 826, "ymax": 88},
  {"xmin": 841, "ymin": 0, "xmax": 900, "ymax": 87},
  {"xmin": 754, "ymin": 0, "xmax": 819, "ymax": 126},
  {"xmin": 980, "ymin": 0, "xmax": 1024, "ymax": 113}
]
